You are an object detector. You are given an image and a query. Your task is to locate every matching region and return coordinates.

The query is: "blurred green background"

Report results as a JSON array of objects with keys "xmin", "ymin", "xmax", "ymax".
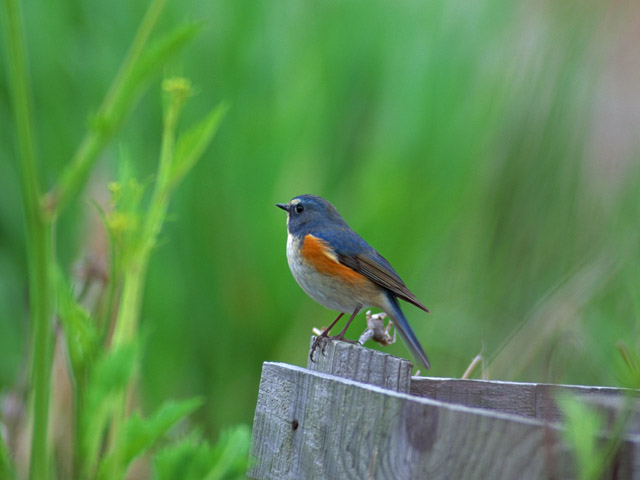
[{"xmin": 2, "ymin": 0, "xmax": 639, "ymax": 437}]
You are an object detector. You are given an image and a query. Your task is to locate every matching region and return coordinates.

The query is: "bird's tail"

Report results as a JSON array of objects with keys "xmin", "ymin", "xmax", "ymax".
[{"xmin": 384, "ymin": 292, "xmax": 430, "ymax": 369}]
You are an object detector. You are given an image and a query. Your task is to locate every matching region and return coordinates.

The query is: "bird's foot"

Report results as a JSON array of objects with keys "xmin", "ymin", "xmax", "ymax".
[
  {"xmin": 310, "ymin": 331, "xmax": 360, "ymax": 363},
  {"xmin": 329, "ymin": 333, "xmax": 359, "ymax": 345},
  {"xmin": 310, "ymin": 331, "xmax": 330, "ymax": 363}
]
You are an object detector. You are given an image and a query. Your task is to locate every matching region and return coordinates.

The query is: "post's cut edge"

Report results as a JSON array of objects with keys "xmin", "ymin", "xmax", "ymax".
[{"xmin": 305, "ymin": 336, "xmax": 413, "ymax": 392}]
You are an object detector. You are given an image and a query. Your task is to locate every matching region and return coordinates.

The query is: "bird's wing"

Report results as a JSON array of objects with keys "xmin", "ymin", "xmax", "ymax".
[
  {"xmin": 317, "ymin": 228, "xmax": 429, "ymax": 313},
  {"xmin": 338, "ymin": 251, "xmax": 430, "ymax": 313}
]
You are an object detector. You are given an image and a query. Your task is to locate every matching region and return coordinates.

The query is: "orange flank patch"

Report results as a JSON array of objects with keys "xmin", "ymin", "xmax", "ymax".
[{"xmin": 301, "ymin": 235, "xmax": 367, "ymax": 283}]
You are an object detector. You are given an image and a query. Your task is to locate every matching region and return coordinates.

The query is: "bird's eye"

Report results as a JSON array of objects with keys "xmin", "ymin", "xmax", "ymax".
[{"xmin": 295, "ymin": 204, "xmax": 304, "ymax": 214}]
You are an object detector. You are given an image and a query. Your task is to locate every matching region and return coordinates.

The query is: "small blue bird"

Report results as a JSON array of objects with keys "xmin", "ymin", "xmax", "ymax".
[{"xmin": 276, "ymin": 194, "xmax": 431, "ymax": 369}]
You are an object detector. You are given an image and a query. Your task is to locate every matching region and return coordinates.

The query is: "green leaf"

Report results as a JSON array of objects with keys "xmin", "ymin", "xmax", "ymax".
[
  {"xmin": 80, "ymin": 343, "xmax": 139, "ymax": 477},
  {"xmin": 154, "ymin": 432, "xmax": 210, "ymax": 480},
  {"xmin": 153, "ymin": 425, "xmax": 250, "ymax": 480},
  {"xmin": 99, "ymin": 397, "xmax": 203, "ymax": 479},
  {"xmin": 57, "ymin": 272, "xmax": 100, "ymax": 375},
  {"xmin": 170, "ymin": 101, "xmax": 229, "ymax": 189},
  {"xmin": 557, "ymin": 393, "xmax": 606, "ymax": 480},
  {"xmin": 204, "ymin": 425, "xmax": 251, "ymax": 480}
]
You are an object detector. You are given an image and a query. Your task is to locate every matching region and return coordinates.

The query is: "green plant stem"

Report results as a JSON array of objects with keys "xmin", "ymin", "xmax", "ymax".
[
  {"xmin": 112, "ymin": 264, "xmax": 147, "ymax": 349},
  {"xmin": 28, "ymin": 227, "xmax": 53, "ymax": 480},
  {"xmin": 73, "ymin": 375, "xmax": 83, "ymax": 478},
  {"xmin": 2, "ymin": 1, "xmax": 54, "ymax": 479},
  {"xmin": 111, "ymin": 81, "xmax": 186, "ymax": 348},
  {"xmin": 106, "ymin": 81, "xmax": 188, "ymax": 478},
  {"xmin": 46, "ymin": 0, "xmax": 168, "ymax": 216}
]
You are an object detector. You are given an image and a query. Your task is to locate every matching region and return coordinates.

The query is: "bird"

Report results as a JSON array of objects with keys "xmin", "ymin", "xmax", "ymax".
[{"xmin": 276, "ymin": 194, "xmax": 431, "ymax": 369}]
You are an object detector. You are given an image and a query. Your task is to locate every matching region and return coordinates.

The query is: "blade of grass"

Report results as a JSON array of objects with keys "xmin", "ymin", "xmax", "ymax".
[
  {"xmin": 2, "ymin": 1, "xmax": 54, "ymax": 479},
  {"xmin": 489, "ymin": 256, "xmax": 618, "ymax": 379},
  {"xmin": 45, "ymin": 0, "xmax": 167, "ymax": 215},
  {"xmin": 45, "ymin": 2, "xmax": 201, "ymax": 216}
]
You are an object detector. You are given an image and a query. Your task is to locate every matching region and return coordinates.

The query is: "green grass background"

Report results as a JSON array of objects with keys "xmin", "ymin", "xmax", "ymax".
[{"xmin": 2, "ymin": 0, "xmax": 639, "ymax": 437}]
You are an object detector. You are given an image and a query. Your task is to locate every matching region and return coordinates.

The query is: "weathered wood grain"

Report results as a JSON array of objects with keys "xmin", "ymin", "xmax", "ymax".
[
  {"xmin": 306, "ymin": 337, "xmax": 413, "ymax": 393},
  {"xmin": 249, "ymin": 341, "xmax": 640, "ymax": 479},
  {"xmin": 410, "ymin": 377, "xmax": 640, "ymax": 424},
  {"xmin": 249, "ymin": 362, "xmax": 588, "ymax": 480}
]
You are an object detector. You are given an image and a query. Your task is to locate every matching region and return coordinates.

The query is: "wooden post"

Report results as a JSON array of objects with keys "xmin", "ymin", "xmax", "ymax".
[
  {"xmin": 306, "ymin": 337, "xmax": 413, "ymax": 393},
  {"xmin": 410, "ymin": 376, "xmax": 640, "ymax": 422},
  {"xmin": 248, "ymin": 337, "xmax": 640, "ymax": 480}
]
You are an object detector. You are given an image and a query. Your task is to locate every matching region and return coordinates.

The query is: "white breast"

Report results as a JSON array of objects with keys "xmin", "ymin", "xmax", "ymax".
[{"xmin": 285, "ymin": 233, "xmax": 382, "ymax": 313}]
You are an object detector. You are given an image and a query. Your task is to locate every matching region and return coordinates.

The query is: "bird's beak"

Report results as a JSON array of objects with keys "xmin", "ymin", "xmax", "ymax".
[{"xmin": 275, "ymin": 203, "xmax": 289, "ymax": 212}]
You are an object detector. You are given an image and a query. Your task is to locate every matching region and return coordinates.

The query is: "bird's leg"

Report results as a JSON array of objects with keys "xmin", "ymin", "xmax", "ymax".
[
  {"xmin": 310, "ymin": 312, "xmax": 344, "ymax": 362},
  {"xmin": 331, "ymin": 305, "xmax": 362, "ymax": 342}
]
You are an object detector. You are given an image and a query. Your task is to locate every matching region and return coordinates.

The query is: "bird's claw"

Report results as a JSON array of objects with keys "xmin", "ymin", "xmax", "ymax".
[
  {"xmin": 310, "ymin": 332, "xmax": 329, "ymax": 363},
  {"xmin": 310, "ymin": 331, "xmax": 360, "ymax": 363}
]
